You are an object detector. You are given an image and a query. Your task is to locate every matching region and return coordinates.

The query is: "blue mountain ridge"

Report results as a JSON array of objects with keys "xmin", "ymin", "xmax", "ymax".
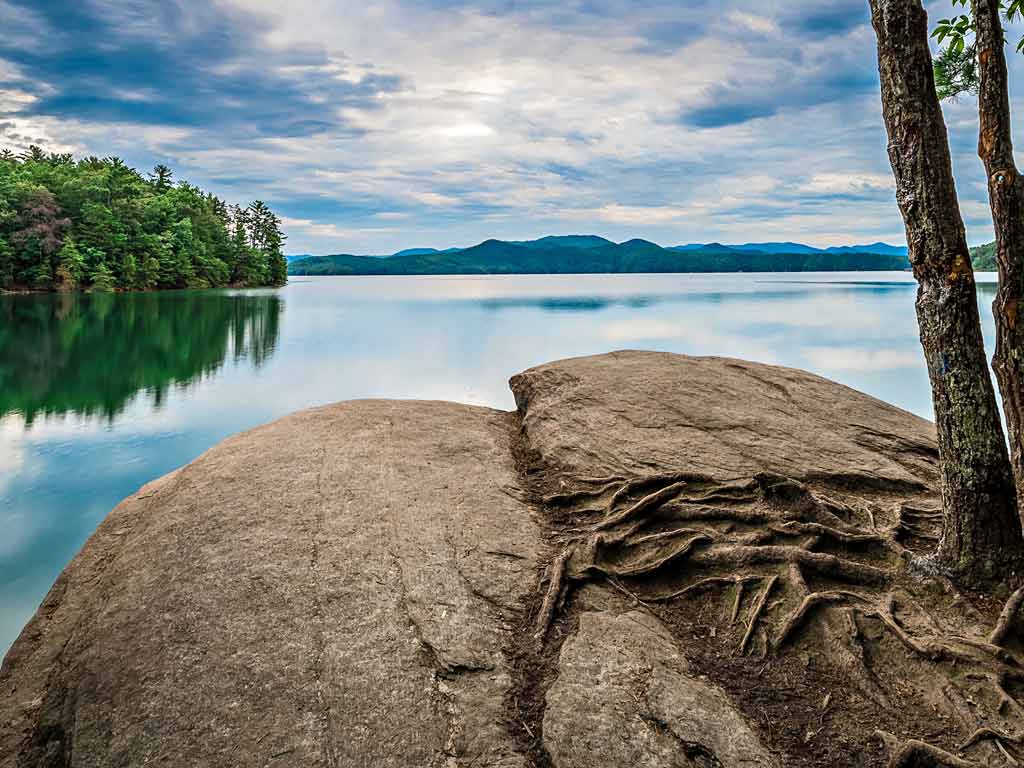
[
  {"xmin": 290, "ymin": 236, "xmax": 909, "ymax": 260},
  {"xmin": 288, "ymin": 235, "xmax": 913, "ymax": 276}
]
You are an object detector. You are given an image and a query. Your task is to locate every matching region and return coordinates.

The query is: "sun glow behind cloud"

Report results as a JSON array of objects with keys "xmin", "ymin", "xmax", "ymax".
[{"xmin": 0, "ymin": 0, "xmax": 1009, "ymax": 253}]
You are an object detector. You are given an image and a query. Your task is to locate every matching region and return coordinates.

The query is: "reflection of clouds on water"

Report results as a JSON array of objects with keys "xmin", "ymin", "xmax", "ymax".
[
  {"xmin": 0, "ymin": 415, "xmax": 27, "ymax": 496},
  {"xmin": 803, "ymin": 347, "xmax": 921, "ymax": 372},
  {"xmin": 596, "ymin": 318, "xmax": 785, "ymax": 365},
  {"xmin": 272, "ymin": 273, "xmax": 935, "ymax": 415},
  {"xmin": 0, "ymin": 415, "xmax": 38, "ymax": 560}
]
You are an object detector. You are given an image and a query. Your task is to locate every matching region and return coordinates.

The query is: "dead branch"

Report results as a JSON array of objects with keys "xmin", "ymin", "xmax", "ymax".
[
  {"xmin": 992, "ymin": 586, "xmax": 1024, "ymax": 647},
  {"xmin": 534, "ymin": 547, "xmax": 572, "ymax": 642}
]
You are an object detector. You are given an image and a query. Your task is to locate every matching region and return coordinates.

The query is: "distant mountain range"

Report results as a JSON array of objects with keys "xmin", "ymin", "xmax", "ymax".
[
  {"xmin": 288, "ymin": 235, "xmax": 912, "ymax": 276},
  {"xmin": 671, "ymin": 241, "xmax": 909, "ymax": 257}
]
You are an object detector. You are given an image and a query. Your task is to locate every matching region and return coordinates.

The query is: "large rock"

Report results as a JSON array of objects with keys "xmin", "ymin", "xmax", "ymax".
[
  {"xmin": 510, "ymin": 350, "xmax": 937, "ymax": 492},
  {"xmin": 1, "ymin": 402, "xmax": 540, "ymax": 767},
  {"xmin": 544, "ymin": 609, "xmax": 777, "ymax": 768},
  {"xmin": 1, "ymin": 352, "xmax": 944, "ymax": 767}
]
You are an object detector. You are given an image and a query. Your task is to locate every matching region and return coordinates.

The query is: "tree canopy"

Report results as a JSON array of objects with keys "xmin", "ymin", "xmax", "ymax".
[{"xmin": 0, "ymin": 147, "xmax": 287, "ymax": 292}]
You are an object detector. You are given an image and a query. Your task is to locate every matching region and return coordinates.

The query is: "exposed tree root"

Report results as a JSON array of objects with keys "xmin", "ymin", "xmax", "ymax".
[
  {"xmin": 775, "ymin": 590, "xmax": 873, "ymax": 651},
  {"xmin": 875, "ymin": 731, "xmax": 982, "ymax": 767},
  {"xmin": 768, "ymin": 520, "xmax": 887, "ymax": 547},
  {"xmin": 961, "ymin": 726, "xmax": 1023, "ymax": 749},
  {"xmin": 992, "ymin": 586, "xmax": 1024, "ymax": 647},
  {"xmin": 645, "ymin": 574, "xmax": 762, "ymax": 605},
  {"xmin": 690, "ymin": 544, "xmax": 893, "ymax": 584},
  {"xmin": 596, "ymin": 480, "xmax": 691, "ymax": 531},
  {"xmin": 526, "ymin": 469, "xmax": 1024, "ymax": 764},
  {"xmin": 533, "ymin": 547, "xmax": 571, "ymax": 642},
  {"xmin": 739, "ymin": 574, "xmax": 777, "ymax": 654}
]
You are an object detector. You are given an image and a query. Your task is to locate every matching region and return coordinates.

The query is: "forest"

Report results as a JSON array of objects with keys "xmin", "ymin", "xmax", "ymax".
[{"xmin": 0, "ymin": 147, "xmax": 287, "ymax": 292}]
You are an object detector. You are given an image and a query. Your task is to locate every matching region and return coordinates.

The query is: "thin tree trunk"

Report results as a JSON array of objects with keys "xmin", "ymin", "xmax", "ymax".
[
  {"xmin": 973, "ymin": 0, "xmax": 1024, "ymax": 504},
  {"xmin": 869, "ymin": 0, "xmax": 1023, "ymax": 585}
]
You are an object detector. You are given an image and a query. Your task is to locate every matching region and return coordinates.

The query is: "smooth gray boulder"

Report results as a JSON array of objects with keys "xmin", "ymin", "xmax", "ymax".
[
  {"xmin": 544, "ymin": 609, "xmax": 777, "ymax": 768},
  {"xmin": 1, "ymin": 401, "xmax": 540, "ymax": 767},
  {"xmin": 510, "ymin": 349, "xmax": 937, "ymax": 491}
]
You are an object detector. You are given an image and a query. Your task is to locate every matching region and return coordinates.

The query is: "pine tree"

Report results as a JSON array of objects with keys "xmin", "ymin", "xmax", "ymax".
[
  {"xmin": 149, "ymin": 164, "xmax": 173, "ymax": 192},
  {"xmin": 265, "ymin": 212, "xmax": 288, "ymax": 286},
  {"xmin": 141, "ymin": 256, "xmax": 160, "ymax": 289},
  {"xmin": 169, "ymin": 218, "xmax": 196, "ymax": 288},
  {"xmin": 0, "ymin": 236, "xmax": 13, "ymax": 289},
  {"xmin": 89, "ymin": 262, "xmax": 115, "ymax": 292},
  {"xmin": 121, "ymin": 253, "xmax": 138, "ymax": 290},
  {"xmin": 228, "ymin": 204, "xmax": 250, "ymax": 283},
  {"xmin": 55, "ymin": 238, "xmax": 85, "ymax": 291}
]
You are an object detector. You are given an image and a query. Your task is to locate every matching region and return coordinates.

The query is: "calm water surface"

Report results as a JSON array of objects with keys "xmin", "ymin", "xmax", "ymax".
[{"xmin": 0, "ymin": 272, "xmax": 1001, "ymax": 654}]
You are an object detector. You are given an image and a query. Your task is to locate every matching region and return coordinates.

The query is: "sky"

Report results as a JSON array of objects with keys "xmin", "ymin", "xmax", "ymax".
[{"xmin": 0, "ymin": 0, "xmax": 1018, "ymax": 255}]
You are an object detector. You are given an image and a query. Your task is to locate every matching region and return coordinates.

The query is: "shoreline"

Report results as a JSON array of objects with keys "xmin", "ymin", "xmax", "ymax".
[{"xmin": 1, "ymin": 281, "xmax": 287, "ymax": 296}]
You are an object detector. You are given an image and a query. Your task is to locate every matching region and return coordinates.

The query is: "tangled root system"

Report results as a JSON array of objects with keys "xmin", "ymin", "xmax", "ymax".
[{"xmin": 531, "ymin": 470, "xmax": 1024, "ymax": 767}]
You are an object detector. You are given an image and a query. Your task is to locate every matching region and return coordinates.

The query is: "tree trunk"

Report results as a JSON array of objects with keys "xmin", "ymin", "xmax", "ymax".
[
  {"xmin": 973, "ymin": 0, "xmax": 1024, "ymax": 504},
  {"xmin": 869, "ymin": 0, "xmax": 1024, "ymax": 585}
]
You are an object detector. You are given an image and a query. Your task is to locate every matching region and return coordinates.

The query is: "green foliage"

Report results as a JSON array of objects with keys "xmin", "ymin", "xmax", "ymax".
[
  {"xmin": 0, "ymin": 148, "xmax": 287, "ymax": 292},
  {"xmin": 971, "ymin": 241, "xmax": 999, "ymax": 270},
  {"xmin": 55, "ymin": 238, "xmax": 85, "ymax": 290},
  {"xmin": 931, "ymin": 0, "xmax": 1024, "ymax": 99},
  {"xmin": 0, "ymin": 236, "xmax": 12, "ymax": 286},
  {"xmin": 934, "ymin": 43, "xmax": 979, "ymax": 100},
  {"xmin": 89, "ymin": 262, "xmax": 116, "ymax": 292}
]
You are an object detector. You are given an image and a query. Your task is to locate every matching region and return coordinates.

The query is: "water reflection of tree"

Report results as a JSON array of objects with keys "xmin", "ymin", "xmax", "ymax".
[{"xmin": 0, "ymin": 290, "xmax": 282, "ymax": 425}]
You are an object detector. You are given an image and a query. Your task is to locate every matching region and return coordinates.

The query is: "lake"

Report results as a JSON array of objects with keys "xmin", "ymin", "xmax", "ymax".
[{"xmin": 0, "ymin": 271, "xmax": 1001, "ymax": 655}]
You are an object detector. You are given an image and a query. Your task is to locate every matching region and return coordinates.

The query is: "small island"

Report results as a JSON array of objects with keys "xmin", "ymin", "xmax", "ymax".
[{"xmin": 0, "ymin": 148, "xmax": 287, "ymax": 293}]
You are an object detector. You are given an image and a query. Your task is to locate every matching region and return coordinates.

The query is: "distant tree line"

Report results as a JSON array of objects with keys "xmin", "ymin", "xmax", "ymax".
[
  {"xmin": 0, "ymin": 146, "xmax": 287, "ymax": 292},
  {"xmin": 970, "ymin": 241, "xmax": 998, "ymax": 271}
]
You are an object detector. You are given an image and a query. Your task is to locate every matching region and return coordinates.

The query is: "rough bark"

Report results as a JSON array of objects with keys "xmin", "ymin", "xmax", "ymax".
[
  {"xmin": 869, "ymin": 0, "xmax": 1024, "ymax": 585},
  {"xmin": 973, "ymin": 0, "xmax": 1024, "ymax": 504}
]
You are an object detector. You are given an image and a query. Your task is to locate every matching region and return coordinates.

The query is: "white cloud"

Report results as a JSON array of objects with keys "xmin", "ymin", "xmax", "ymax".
[{"xmin": 727, "ymin": 11, "xmax": 779, "ymax": 35}]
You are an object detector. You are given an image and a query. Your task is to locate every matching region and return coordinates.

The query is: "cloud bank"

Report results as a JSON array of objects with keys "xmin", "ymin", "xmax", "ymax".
[{"xmin": 0, "ymin": 0, "xmax": 1012, "ymax": 253}]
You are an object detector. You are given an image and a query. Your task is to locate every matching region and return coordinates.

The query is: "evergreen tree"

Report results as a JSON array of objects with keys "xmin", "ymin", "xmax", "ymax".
[
  {"xmin": 0, "ymin": 236, "xmax": 12, "ymax": 286},
  {"xmin": 149, "ymin": 164, "xmax": 173, "ymax": 192},
  {"xmin": 121, "ymin": 252, "xmax": 138, "ymax": 290},
  {"xmin": 168, "ymin": 218, "xmax": 196, "ymax": 288},
  {"xmin": 55, "ymin": 238, "xmax": 85, "ymax": 291},
  {"xmin": 264, "ymin": 212, "xmax": 288, "ymax": 286},
  {"xmin": 89, "ymin": 262, "xmax": 115, "ymax": 292},
  {"xmin": 141, "ymin": 255, "xmax": 161, "ymax": 290},
  {"xmin": 229, "ymin": 205, "xmax": 251, "ymax": 283}
]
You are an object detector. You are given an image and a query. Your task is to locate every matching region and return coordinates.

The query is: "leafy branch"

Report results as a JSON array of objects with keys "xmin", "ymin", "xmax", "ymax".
[{"xmin": 931, "ymin": 0, "xmax": 1024, "ymax": 99}]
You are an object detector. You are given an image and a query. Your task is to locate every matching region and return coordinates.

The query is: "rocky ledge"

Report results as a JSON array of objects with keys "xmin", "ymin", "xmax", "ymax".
[{"xmin": 4, "ymin": 351, "xmax": 1023, "ymax": 767}]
